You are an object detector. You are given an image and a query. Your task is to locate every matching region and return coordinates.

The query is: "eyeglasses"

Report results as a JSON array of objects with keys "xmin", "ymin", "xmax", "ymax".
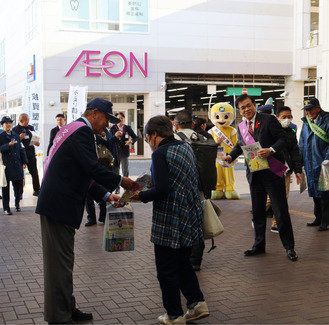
[
  {"xmin": 239, "ymin": 102, "xmax": 254, "ymax": 111},
  {"xmin": 144, "ymin": 134, "xmax": 149, "ymax": 143}
]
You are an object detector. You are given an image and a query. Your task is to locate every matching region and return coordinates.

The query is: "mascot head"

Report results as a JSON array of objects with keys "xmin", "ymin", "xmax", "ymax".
[{"xmin": 209, "ymin": 102, "xmax": 235, "ymax": 128}]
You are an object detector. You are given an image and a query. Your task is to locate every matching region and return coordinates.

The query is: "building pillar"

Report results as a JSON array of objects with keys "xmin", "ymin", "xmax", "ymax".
[
  {"xmin": 284, "ymin": 77, "xmax": 304, "ymax": 133},
  {"xmin": 143, "ymin": 89, "xmax": 166, "ymax": 158}
]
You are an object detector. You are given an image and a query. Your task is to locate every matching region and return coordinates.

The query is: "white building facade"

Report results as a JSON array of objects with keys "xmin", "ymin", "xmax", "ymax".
[{"xmin": 0, "ymin": 0, "xmax": 327, "ymax": 158}]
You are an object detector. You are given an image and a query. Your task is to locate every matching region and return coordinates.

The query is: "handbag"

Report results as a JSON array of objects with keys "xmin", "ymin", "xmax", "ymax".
[
  {"xmin": 202, "ymin": 199, "xmax": 224, "ymax": 240},
  {"xmin": 0, "ymin": 153, "xmax": 7, "ymax": 188}
]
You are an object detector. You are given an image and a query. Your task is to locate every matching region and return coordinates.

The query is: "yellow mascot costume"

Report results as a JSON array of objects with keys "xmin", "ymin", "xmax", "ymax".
[{"xmin": 209, "ymin": 103, "xmax": 240, "ymax": 200}]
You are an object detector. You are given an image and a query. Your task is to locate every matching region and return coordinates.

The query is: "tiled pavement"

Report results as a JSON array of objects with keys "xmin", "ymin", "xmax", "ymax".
[{"xmin": 1, "ymin": 171, "xmax": 329, "ymax": 325}]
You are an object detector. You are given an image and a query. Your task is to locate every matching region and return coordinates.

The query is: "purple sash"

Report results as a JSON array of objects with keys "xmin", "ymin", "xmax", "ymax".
[
  {"xmin": 239, "ymin": 120, "xmax": 287, "ymax": 177},
  {"xmin": 43, "ymin": 121, "xmax": 85, "ymax": 180}
]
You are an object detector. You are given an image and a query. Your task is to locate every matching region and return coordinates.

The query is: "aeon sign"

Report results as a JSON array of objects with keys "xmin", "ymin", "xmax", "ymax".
[{"xmin": 65, "ymin": 50, "xmax": 148, "ymax": 78}]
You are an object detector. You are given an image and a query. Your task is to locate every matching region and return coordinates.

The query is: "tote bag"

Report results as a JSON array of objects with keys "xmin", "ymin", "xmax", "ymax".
[
  {"xmin": 202, "ymin": 199, "xmax": 224, "ymax": 240},
  {"xmin": 0, "ymin": 153, "xmax": 7, "ymax": 188}
]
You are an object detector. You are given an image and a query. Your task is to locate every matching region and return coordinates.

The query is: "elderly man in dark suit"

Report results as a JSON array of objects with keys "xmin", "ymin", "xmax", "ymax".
[
  {"xmin": 36, "ymin": 98, "xmax": 137, "ymax": 324},
  {"xmin": 223, "ymin": 94, "xmax": 297, "ymax": 262}
]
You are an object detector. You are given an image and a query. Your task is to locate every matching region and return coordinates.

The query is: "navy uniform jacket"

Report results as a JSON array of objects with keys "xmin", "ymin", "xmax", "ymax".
[
  {"xmin": 110, "ymin": 124, "xmax": 138, "ymax": 157},
  {"xmin": 0, "ymin": 131, "xmax": 28, "ymax": 181},
  {"xmin": 12, "ymin": 124, "xmax": 36, "ymax": 161},
  {"xmin": 35, "ymin": 118, "xmax": 121, "ymax": 229},
  {"xmin": 229, "ymin": 112, "xmax": 286, "ymax": 184}
]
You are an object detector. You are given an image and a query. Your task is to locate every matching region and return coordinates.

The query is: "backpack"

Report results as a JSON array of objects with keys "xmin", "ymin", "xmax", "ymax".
[
  {"xmin": 96, "ymin": 144, "xmax": 114, "ymax": 170},
  {"xmin": 177, "ymin": 131, "xmax": 218, "ymax": 192}
]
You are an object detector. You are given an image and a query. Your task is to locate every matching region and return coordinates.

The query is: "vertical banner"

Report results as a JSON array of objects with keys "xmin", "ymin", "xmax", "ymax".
[
  {"xmin": 67, "ymin": 85, "xmax": 88, "ymax": 123},
  {"xmin": 22, "ymin": 83, "xmax": 42, "ymax": 134}
]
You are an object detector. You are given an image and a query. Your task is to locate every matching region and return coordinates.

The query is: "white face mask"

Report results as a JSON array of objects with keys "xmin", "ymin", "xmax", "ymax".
[{"xmin": 280, "ymin": 118, "xmax": 292, "ymax": 128}]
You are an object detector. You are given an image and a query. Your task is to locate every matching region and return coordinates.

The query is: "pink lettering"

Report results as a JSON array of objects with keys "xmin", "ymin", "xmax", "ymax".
[
  {"xmin": 129, "ymin": 52, "xmax": 148, "ymax": 77},
  {"xmin": 65, "ymin": 50, "xmax": 148, "ymax": 78}
]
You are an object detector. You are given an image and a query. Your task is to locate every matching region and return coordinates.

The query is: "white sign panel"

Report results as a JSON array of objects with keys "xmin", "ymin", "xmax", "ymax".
[
  {"xmin": 22, "ymin": 83, "xmax": 42, "ymax": 134},
  {"xmin": 67, "ymin": 85, "xmax": 88, "ymax": 123}
]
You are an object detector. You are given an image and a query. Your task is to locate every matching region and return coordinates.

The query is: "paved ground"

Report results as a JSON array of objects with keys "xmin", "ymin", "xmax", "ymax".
[{"xmin": 1, "ymin": 166, "xmax": 329, "ymax": 324}]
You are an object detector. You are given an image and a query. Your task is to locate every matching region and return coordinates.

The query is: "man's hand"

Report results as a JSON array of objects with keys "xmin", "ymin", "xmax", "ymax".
[
  {"xmin": 125, "ymin": 140, "xmax": 132, "ymax": 146},
  {"xmin": 8, "ymin": 140, "xmax": 17, "ymax": 146},
  {"xmin": 295, "ymin": 173, "xmax": 302, "ymax": 185},
  {"xmin": 216, "ymin": 135, "xmax": 224, "ymax": 144},
  {"xmin": 34, "ymin": 141, "xmax": 40, "ymax": 147},
  {"xmin": 222, "ymin": 155, "xmax": 232, "ymax": 163},
  {"xmin": 19, "ymin": 133, "xmax": 25, "ymax": 140},
  {"xmin": 22, "ymin": 164, "xmax": 27, "ymax": 169},
  {"xmin": 107, "ymin": 193, "xmax": 125, "ymax": 208},
  {"xmin": 257, "ymin": 148, "xmax": 271, "ymax": 159},
  {"xmin": 121, "ymin": 177, "xmax": 139, "ymax": 191}
]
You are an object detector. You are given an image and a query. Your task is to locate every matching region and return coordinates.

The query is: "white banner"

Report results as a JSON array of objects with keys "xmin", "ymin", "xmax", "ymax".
[
  {"xmin": 67, "ymin": 85, "xmax": 88, "ymax": 123},
  {"xmin": 22, "ymin": 83, "xmax": 42, "ymax": 134}
]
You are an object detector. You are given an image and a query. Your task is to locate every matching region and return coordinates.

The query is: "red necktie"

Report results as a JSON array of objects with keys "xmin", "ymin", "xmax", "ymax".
[{"xmin": 248, "ymin": 120, "xmax": 254, "ymax": 135}]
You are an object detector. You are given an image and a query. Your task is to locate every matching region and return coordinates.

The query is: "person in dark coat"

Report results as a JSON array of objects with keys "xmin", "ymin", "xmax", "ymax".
[
  {"xmin": 36, "ymin": 98, "xmax": 138, "ymax": 324},
  {"xmin": 12, "ymin": 113, "xmax": 41, "ymax": 196},
  {"xmin": 110, "ymin": 112, "xmax": 138, "ymax": 193},
  {"xmin": 193, "ymin": 117, "xmax": 213, "ymax": 140},
  {"xmin": 223, "ymin": 94, "xmax": 298, "ymax": 261},
  {"xmin": 85, "ymin": 129, "xmax": 121, "ymax": 226},
  {"xmin": 266, "ymin": 106, "xmax": 302, "ymax": 232},
  {"xmin": 299, "ymin": 98, "xmax": 329, "ymax": 231},
  {"xmin": 46, "ymin": 113, "xmax": 66, "ymax": 156},
  {"xmin": 0, "ymin": 116, "xmax": 28, "ymax": 214}
]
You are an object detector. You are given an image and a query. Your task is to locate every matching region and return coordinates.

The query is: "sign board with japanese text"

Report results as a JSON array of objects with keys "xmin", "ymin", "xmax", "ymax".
[
  {"xmin": 22, "ymin": 83, "xmax": 41, "ymax": 133},
  {"xmin": 67, "ymin": 85, "xmax": 88, "ymax": 123}
]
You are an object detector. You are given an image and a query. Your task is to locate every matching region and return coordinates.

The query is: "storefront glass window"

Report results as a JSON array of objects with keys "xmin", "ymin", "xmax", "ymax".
[{"xmin": 61, "ymin": 0, "xmax": 148, "ymax": 32}]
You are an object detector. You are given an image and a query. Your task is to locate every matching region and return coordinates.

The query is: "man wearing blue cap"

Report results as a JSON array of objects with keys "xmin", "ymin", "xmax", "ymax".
[
  {"xmin": 36, "ymin": 98, "xmax": 138, "ymax": 324},
  {"xmin": 299, "ymin": 97, "xmax": 329, "ymax": 231}
]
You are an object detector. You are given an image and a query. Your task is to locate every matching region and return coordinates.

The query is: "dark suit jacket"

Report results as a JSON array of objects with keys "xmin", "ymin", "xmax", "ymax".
[
  {"xmin": 36, "ymin": 118, "xmax": 121, "ymax": 229},
  {"xmin": 46, "ymin": 126, "xmax": 60, "ymax": 156},
  {"xmin": 110, "ymin": 124, "xmax": 138, "ymax": 157},
  {"xmin": 229, "ymin": 112, "xmax": 286, "ymax": 184}
]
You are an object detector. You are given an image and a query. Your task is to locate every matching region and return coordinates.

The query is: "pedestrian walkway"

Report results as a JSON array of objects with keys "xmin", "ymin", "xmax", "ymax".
[{"xmin": 0, "ymin": 171, "xmax": 328, "ymax": 324}]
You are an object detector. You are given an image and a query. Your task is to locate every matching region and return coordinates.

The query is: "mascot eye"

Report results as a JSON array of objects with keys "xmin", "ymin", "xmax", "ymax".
[
  {"xmin": 216, "ymin": 114, "xmax": 220, "ymax": 119},
  {"xmin": 224, "ymin": 114, "xmax": 229, "ymax": 119}
]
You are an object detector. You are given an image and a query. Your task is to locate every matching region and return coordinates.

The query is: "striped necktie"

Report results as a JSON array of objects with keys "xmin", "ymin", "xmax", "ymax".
[{"xmin": 248, "ymin": 120, "xmax": 254, "ymax": 135}]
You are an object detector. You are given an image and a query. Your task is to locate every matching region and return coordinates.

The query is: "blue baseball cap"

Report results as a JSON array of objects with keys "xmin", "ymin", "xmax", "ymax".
[
  {"xmin": 303, "ymin": 98, "xmax": 320, "ymax": 110},
  {"xmin": 1, "ymin": 116, "xmax": 13, "ymax": 125},
  {"xmin": 257, "ymin": 104, "xmax": 274, "ymax": 113},
  {"xmin": 86, "ymin": 98, "xmax": 120, "ymax": 124}
]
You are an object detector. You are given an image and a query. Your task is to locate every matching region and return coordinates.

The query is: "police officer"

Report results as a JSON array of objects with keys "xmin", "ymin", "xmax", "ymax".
[{"xmin": 0, "ymin": 116, "xmax": 28, "ymax": 214}]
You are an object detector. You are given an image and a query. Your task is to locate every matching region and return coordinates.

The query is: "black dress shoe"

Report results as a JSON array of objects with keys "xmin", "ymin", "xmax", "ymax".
[
  {"xmin": 33, "ymin": 190, "xmax": 40, "ymax": 197},
  {"xmin": 85, "ymin": 220, "xmax": 96, "ymax": 227},
  {"xmin": 71, "ymin": 308, "xmax": 93, "ymax": 321},
  {"xmin": 307, "ymin": 220, "xmax": 321, "ymax": 227},
  {"xmin": 244, "ymin": 247, "xmax": 265, "ymax": 256},
  {"xmin": 287, "ymin": 249, "xmax": 298, "ymax": 261},
  {"xmin": 16, "ymin": 207, "xmax": 21, "ymax": 212},
  {"xmin": 318, "ymin": 226, "xmax": 328, "ymax": 231},
  {"xmin": 98, "ymin": 217, "xmax": 105, "ymax": 223}
]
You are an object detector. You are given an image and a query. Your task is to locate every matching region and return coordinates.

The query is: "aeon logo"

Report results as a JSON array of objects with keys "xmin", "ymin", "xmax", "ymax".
[{"xmin": 65, "ymin": 50, "xmax": 148, "ymax": 78}]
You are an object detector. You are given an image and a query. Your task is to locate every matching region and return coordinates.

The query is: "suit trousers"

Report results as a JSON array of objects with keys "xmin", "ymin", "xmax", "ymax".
[
  {"xmin": 154, "ymin": 244, "xmax": 204, "ymax": 317},
  {"xmin": 313, "ymin": 197, "xmax": 329, "ymax": 227},
  {"xmin": 40, "ymin": 215, "xmax": 76, "ymax": 323},
  {"xmin": 85, "ymin": 193, "xmax": 106, "ymax": 222},
  {"xmin": 250, "ymin": 171, "xmax": 295, "ymax": 250},
  {"xmin": 26, "ymin": 155, "xmax": 40, "ymax": 192},
  {"xmin": 115, "ymin": 151, "xmax": 129, "ymax": 177},
  {"xmin": 2, "ymin": 179, "xmax": 23, "ymax": 211}
]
